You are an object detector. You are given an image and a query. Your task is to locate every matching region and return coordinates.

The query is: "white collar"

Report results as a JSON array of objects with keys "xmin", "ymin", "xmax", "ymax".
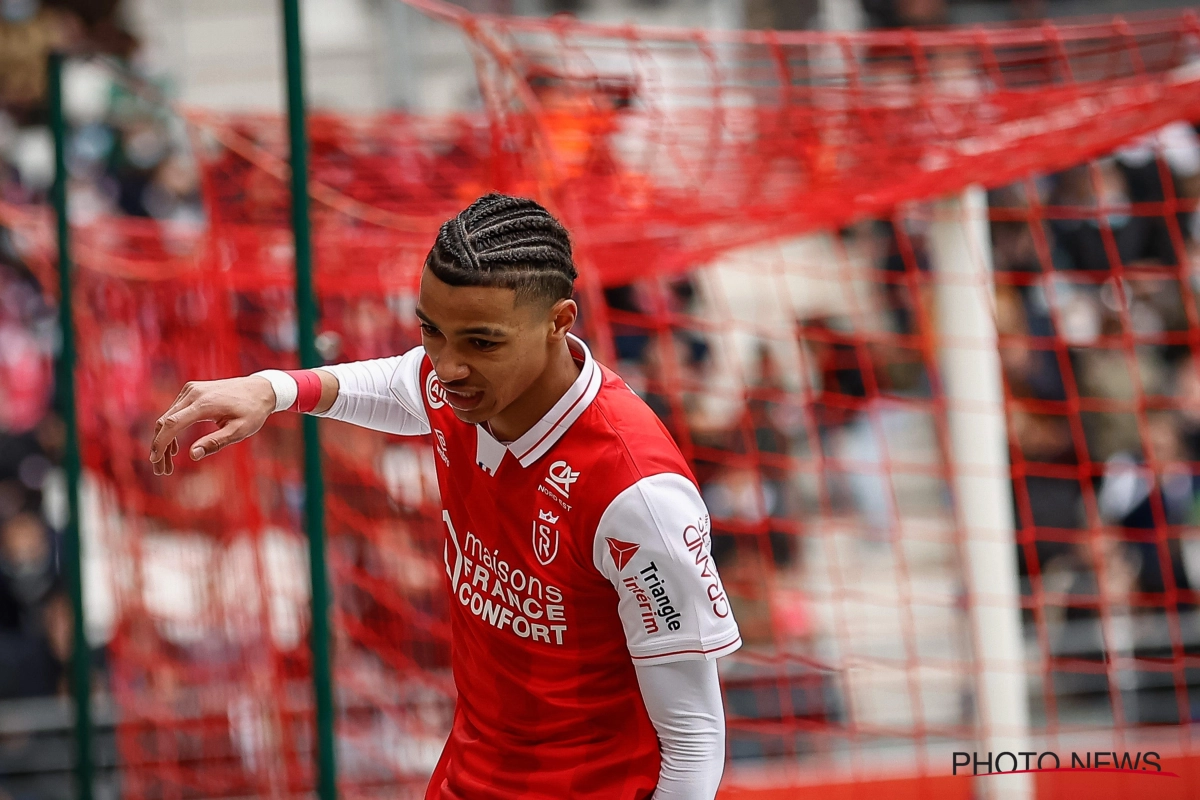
[{"xmin": 475, "ymin": 333, "xmax": 601, "ymax": 476}]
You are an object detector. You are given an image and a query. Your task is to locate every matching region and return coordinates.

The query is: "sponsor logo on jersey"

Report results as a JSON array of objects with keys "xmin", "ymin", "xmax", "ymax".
[
  {"xmin": 544, "ymin": 460, "xmax": 580, "ymax": 498},
  {"xmin": 682, "ymin": 514, "xmax": 730, "ymax": 619},
  {"xmin": 532, "ymin": 510, "xmax": 560, "ymax": 566},
  {"xmin": 426, "ymin": 370, "xmax": 447, "ymax": 409},
  {"xmin": 537, "ymin": 483, "xmax": 572, "ymax": 511},
  {"xmin": 622, "ymin": 575, "xmax": 658, "ymax": 635},
  {"xmin": 434, "ymin": 429, "xmax": 450, "ymax": 466},
  {"xmin": 621, "ymin": 560, "xmax": 681, "ymax": 635},
  {"xmin": 606, "ymin": 537, "xmax": 640, "ymax": 572},
  {"xmin": 442, "ymin": 510, "xmax": 569, "ymax": 646}
]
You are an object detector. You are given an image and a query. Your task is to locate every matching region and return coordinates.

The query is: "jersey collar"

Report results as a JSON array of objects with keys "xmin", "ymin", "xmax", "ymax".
[{"xmin": 474, "ymin": 333, "xmax": 601, "ymax": 475}]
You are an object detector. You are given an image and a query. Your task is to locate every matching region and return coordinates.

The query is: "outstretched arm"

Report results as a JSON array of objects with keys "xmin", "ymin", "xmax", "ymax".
[
  {"xmin": 149, "ymin": 346, "xmax": 429, "ymax": 476},
  {"xmin": 304, "ymin": 347, "xmax": 429, "ymax": 435}
]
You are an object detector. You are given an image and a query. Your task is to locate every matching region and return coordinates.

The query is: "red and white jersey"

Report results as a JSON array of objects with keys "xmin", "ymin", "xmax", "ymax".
[{"xmin": 316, "ymin": 334, "xmax": 741, "ymax": 800}]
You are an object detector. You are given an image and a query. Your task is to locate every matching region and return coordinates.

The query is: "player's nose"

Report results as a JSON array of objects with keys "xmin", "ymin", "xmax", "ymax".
[{"xmin": 434, "ymin": 355, "xmax": 470, "ymax": 384}]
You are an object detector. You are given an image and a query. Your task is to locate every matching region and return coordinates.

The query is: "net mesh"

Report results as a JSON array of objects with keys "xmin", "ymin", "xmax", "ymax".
[{"xmin": 3, "ymin": 3, "xmax": 1200, "ymax": 797}]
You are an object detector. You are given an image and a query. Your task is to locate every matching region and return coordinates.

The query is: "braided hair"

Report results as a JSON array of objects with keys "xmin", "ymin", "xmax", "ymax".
[{"xmin": 425, "ymin": 193, "xmax": 577, "ymax": 306}]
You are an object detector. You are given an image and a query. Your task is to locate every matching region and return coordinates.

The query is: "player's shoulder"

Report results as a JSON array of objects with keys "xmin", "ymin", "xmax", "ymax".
[{"xmin": 562, "ymin": 363, "xmax": 694, "ymax": 494}]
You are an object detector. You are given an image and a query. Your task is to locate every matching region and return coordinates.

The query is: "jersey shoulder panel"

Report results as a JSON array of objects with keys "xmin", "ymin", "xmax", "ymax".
[
  {"xmin": 592, "ymin": 472, "xmax": 741, "ymax": 665},
  {"xmin": 529, "ymin": 363, "xmax": 696, "ymax": 576},
  {"xmin": 581, "ymin": 364, "xmax": 696, "ymax": 487}
]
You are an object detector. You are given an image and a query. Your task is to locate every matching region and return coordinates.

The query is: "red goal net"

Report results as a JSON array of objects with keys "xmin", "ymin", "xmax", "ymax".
[{"xmin": 4, "ymin": 5, "xmax": 1200, "ymax": 798}]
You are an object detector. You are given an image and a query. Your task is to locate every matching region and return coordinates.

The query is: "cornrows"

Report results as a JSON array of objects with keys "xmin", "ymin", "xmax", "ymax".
[{"xmin": 427, "ymin": 193, "xmax": 577, "ymax": 305}]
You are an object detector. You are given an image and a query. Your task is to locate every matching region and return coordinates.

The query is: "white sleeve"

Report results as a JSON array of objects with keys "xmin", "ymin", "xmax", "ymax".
[
  {"xmin": 593, "ymin": 472, "xmax": 741, "ymax": 665},
  {"xmin": 311, "ymin": 346, "xmax": 430, "ymax": 436},
  {"xmin": 635, "ymin": 658, "xmax": 726, "ymax": 800}
]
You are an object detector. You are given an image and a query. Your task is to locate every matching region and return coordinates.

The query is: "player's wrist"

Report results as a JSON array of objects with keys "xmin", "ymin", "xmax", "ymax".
[
  {"xmin": 252, "ymin": 369, "xmax": 325, "ymax": 413},
  {"xmin": 252, "ymin": 370, "xmax": 298, "ymax": 413}
]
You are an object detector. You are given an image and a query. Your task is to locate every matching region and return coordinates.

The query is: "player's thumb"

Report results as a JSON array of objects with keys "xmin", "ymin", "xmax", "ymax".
[{"xmin": 190, "ymin": 423, "xmax": 243, "ymax": 461}]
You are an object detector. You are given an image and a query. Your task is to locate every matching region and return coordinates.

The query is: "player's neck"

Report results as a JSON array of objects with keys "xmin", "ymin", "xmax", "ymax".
[{"xmin": 487, "ymin": 341, "xmax": 581, "ymax": 443}]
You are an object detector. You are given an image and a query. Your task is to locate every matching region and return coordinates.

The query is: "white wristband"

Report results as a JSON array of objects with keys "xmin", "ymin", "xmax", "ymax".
[{"xmin": 252, "ymin": 369, "xmax": 299, "ymax": 413}]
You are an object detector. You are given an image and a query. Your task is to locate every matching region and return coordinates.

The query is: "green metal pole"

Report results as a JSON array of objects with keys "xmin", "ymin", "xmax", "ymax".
[
  {"xmin": 48, "ymin": 51, "xmax": 94, "ymax": 800},
  {"xmin": 280, "ymin": 2, "xmax": 337, "ymax": 798}
]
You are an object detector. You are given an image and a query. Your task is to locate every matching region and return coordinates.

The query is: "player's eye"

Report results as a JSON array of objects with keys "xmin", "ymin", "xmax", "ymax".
[
  {"xmin": 472, "ymin": 339, "xmax": 499, "ymax": 351},
  {"xmin": 420, "ymin": 323, "xmax": 440, "ymax": 337}
]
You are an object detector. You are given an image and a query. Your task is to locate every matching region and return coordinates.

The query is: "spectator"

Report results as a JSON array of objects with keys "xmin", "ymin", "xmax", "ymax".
[
  {"xmin": 1046, "ymin": 162, "xmax": 1137, "ymax": 272},
  {"xmin": 796, "ymin": 315, "xmax": 899, "ymax": 540},
  {"xmin": 1115, "ymin": 121, "xmax": 1200, "ymax": 266},
  {"xmin": 0, "ymin": 510, "xmax": 57, "ymax": 633},
  {"xmin": 0, "ymin": 510, "xmax": 63, "ymax": 700},
  {"xmin": 741, "ymin": 342, "xmax": 799, "ymax": 566},
  {"xmin": 1097, "ymin": 413, "xmax": 1195, "ymax": 599},
  {"xmin": 0, "ymin": 265, "xmax": 54, "ymax": 436}
]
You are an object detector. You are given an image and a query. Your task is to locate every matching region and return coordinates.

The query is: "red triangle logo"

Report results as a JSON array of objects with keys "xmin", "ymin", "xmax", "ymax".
[{"xmin": 606, "ymin": 538, "xmax": 641, "ymax": 572}]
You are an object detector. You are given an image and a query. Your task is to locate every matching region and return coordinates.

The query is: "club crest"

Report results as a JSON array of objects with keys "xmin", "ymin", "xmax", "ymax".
[{"xmin": 533, "ymin": 513, "xmax": 560, "ymax": 566}]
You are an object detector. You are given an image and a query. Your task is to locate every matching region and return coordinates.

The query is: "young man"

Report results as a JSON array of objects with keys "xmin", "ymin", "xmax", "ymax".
[{"xmin": 148, "ymin": 193, "xmax": 741, "ymax": 799}]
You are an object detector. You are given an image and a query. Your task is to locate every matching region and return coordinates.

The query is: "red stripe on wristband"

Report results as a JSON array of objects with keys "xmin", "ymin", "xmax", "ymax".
[{"xmin": 285, "ymin": 370, "xmax": 323, "ymax": 413}]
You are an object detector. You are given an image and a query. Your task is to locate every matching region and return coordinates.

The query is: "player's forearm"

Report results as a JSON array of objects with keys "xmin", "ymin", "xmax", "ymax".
[
  {"xmin": 311, "ymin": 357, "xmax": 428, "ymax": 434},
  {"xmin": 253, "ymin": 367, "xmax": 336, "ymax": 414},
  {"xmin": 312, "ymin": 368, "xmax": 339, "ymax": 414},
  {"xmin": 634, "ymin": 659, "xmax": 727, "ymax": 800},
  {"xmin": 253, "ymin": 350, "xmax": 429, "ymax": 435},
  {"xmin": 251, "ymin": 366, "xmax": 359, "ymax": 415}
]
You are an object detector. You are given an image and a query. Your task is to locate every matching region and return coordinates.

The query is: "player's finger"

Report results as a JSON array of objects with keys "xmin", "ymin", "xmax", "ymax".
[
  {"xmin": 152, "ymin": 389, "xmax": 187, "ymax": 444},
  {"xmin": 151, "ymin": 414, "xmax": 175, "ymax": 462},
  {"xmin": 150, "ymin": 398, "xmax": 208, "ymax": 461},
  {"xmin": 190, "ymin": 420, "xmax": 247, "ymax": 461},
  {"xmin": 150, "ymin": 383, "xmax": 204, "ymax": 461},
  {"xmin": 152, "ymin": 437, "xmax": 176, "ymax": 476}
]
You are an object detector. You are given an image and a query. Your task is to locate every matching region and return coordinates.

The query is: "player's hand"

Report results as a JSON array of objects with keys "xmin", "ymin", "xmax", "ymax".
[{"xmin": 149, "ymin": 376, "xmax": 276, "ymax": 476}]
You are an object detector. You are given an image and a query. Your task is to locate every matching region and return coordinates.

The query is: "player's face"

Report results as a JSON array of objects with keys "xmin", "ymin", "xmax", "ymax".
[{"xmin": 416, "ymin": 268, "xmax": 573, "ymax": 426}]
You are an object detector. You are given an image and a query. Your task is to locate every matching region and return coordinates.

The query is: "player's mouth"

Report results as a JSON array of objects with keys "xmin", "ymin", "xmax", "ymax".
[{"xmin": 443, "ymin": 386, "xmax": 484, "ymax": 412}]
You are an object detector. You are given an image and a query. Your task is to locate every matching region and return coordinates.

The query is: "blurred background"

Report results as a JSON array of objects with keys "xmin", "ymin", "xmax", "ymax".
[{"xmin": 2, "ymin": 0, "xmax": 1200, "ymax": 798}]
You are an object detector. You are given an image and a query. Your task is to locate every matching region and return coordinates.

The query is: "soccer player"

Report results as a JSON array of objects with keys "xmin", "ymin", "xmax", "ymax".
[{"xmin": 148, "ymin": 193, "xmax": 742, "ymax": 799}]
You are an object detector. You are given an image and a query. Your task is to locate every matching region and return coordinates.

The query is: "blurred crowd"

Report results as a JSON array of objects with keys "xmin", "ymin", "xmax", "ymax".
[
  {"xmin": 589, "ymin": 132, "xmax": 1200, "ymax": 706},
  {"xmin": 0, "ymin": 238, "xmax": 68, "ymax": 701},
  {"xmin": 0, "ymin": 0, "xmax": 162, "ymax": 704},
  {"xmin": 991, "ymin": 131, "xmax": 1200, "ymax": 628}
]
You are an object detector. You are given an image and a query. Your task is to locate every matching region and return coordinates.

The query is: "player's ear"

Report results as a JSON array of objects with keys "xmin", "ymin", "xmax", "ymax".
[{"xmin": 548, "ymin": 297, "xmax": 576, "ymax": 342}]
